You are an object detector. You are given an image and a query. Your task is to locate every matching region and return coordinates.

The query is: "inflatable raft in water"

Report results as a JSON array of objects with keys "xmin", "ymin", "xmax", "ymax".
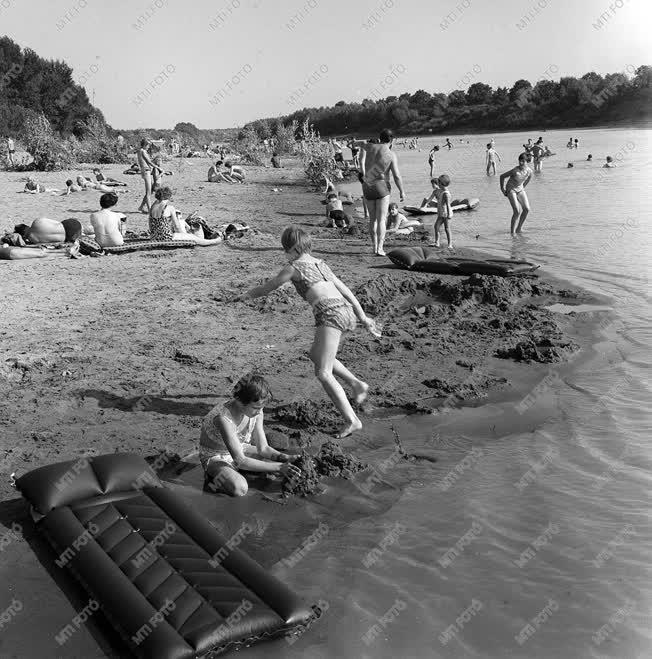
[
  {"xmin": 388, "ymin": 246, "xmax": 540, "ymax": 277},
  {"xmin": 403, "ymin": 197, "xmax": 480, "ymax": 215}
]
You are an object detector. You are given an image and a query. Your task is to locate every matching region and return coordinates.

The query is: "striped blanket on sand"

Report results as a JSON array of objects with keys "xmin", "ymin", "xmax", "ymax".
[{"xmin": 79, "ymin": 238, "xmax": 197, "ymax": 255}]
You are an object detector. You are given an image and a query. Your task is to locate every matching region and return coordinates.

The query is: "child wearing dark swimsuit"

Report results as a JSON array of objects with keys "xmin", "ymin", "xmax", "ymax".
[{"xmin": 235, "ymin": 226, "xmax": 379, "ymax": 438}]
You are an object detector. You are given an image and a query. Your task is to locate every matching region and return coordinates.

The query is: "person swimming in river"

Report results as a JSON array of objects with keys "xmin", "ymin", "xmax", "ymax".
[
  {"xmin": 199, "ymin": 373, "xmax": 301, "ymax": 497},
  {"xmin": 603, "ymin": 156, "xmax": 616, "ymax": 168},
  {"xmin": 234, "ymin": 226, "xmax": 380, "ymax": 439},
  {"xmin": 500, "ymin": 153, "xmax": 533, "ymax": 236}
]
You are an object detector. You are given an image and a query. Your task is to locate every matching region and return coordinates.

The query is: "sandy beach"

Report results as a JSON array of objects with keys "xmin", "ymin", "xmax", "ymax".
[{"xmin": 0, "ymin": 155, "xmax": 618, "ymax": 658}]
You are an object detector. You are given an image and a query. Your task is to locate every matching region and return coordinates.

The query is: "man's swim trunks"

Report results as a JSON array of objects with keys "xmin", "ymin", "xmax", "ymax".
[{"xmin": 362, "ymin": 179, "xmax": 391, "ymax": 200}]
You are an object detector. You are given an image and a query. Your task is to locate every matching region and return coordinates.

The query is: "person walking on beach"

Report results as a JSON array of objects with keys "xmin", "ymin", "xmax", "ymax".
[
  {"xmin": 356, "ymin": 128, "xmax": 405, "ymax": 256},
  {"xmin": 485, "ymin": 143, "xmax": 501, "ymax": 175},
  {"xmin": 445, "ymin": 138, "xmax": 452, "ymax": 150},
  {"xmin": 500, "ymin": 153, "xmax": 533, "ymax": 235},
  {"xmin": 137, "ymin": 139, "xmax": 155, "ymax": 213},
  {"xmin": 234, "ymin": 227, "xmax": 380, "ymax": 439},
  {"xmin": 5, "ymin": 135, "xmax": 15, "ymax": 167}
]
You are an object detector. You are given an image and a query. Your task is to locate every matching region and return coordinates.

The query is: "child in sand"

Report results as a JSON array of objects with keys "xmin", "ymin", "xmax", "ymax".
[
  {"xmin": 200, "ymin": 374, "xmax": 301, "ymax": 496},
  {"xmin": 208, "ymin": 161, "xmax": 235, "ymax": 183},
  {"xmin": 500, "ymin": 153, "xmax": 533, "ymax": 235},
  {"xmin": 325, "ymin": 192, "xmax": 350, "ymax": 228},
  {"xmin": 235, "ymin": 227, "xmax": 379, "ymax": 438},
  {"xmin": 386, "ymin": 202, "xmax": 422, "ymax": 235}
]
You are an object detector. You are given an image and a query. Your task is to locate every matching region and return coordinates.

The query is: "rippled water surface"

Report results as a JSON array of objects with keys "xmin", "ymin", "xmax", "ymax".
[{"xmin": 265, "ymin": 128, "xmax": 651, "ymax": 659}]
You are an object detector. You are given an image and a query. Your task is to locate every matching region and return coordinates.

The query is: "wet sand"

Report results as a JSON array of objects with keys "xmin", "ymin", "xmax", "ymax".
[{"xmin": 0, "ymin": 157, "xmax": 608, "ymax": 657}]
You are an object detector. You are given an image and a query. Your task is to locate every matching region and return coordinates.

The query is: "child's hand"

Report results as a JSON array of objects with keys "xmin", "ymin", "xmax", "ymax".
[
  {"xmin": 363, "ymin": 316, "xmax": 382, "ymax": 338},
  {"xmin": 280, "ymin": 463, "xmax": 301, "ymax": 479}
]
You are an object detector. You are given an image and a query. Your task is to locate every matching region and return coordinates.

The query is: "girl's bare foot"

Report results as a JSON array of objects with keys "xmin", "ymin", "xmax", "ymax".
[
  {"xmin": 352, "ymin": 381, "xmax": 369, "ymax": 404},
  {"xmin": 334, "ymin": 418, "xmax": 362, "ymax": 439}
]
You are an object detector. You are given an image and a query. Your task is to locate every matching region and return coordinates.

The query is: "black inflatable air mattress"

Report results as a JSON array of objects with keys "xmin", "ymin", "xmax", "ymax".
[
  {"xmin": 15, "ymin": 453, "xmax": 316, "ymax": 658},
  {"xmin": 388, "ymin": 246, "xmax": 539, "ymax": 277}
]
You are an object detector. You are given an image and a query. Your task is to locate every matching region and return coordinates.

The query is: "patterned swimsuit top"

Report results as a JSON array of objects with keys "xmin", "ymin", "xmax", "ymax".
[{"xmin": 291, "ymin": 259, "xmax": 337, "ymax": 300}]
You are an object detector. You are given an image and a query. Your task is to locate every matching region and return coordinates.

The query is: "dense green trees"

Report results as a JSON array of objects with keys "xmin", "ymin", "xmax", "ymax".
[
  {"xmin": 0, "ymin": 36, "xmax": 101, "ymax": 137},
  {"xmin": 244, "ymin": 66, "xmax": 651, "ymax": 138}
]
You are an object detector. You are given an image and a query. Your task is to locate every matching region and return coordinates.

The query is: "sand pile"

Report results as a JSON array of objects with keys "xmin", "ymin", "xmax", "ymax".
[
  {"xmin": 427, "ymin": 273, "xmax": 534, "ymax": 307},
  {"xmin": 282, "ymin": 440, "xmax": 368, "ymax": 497}
]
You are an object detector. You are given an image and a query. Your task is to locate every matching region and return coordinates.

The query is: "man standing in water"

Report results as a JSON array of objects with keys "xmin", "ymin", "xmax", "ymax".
[{"xmin": 356, "ymin": 129, "xmax": 405, "ymax": 256}]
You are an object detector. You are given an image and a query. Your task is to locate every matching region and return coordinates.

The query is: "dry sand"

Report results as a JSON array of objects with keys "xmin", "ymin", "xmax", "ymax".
[{"xmin": 0, "ymin": 156, "xmax": 608, "ymax": 656}]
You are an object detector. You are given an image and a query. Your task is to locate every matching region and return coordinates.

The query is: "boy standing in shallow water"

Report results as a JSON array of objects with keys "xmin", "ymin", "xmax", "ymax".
[{"xmin": 485, "ymin": 143, "xmax": 501, "ymax": 175}]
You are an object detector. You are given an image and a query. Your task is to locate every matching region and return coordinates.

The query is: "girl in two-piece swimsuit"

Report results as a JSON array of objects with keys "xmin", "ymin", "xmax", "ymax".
[
  {"xmin": 235, "ymin": 226, "xmax": 380, "ymax": 439},
  {"xmin": 499, "ymin": 153, "xmax": 533, "ymax": 235}
]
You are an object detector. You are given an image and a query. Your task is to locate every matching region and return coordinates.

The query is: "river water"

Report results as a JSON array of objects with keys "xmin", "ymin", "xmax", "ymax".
[{"xmin": 265, "ymin": 127, "xmax": 650, "ymax": 659}]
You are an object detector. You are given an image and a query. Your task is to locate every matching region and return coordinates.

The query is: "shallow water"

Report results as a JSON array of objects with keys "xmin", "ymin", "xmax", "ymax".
[{"xmin": 271, "ymin": 128, "xmax": 651, "ymax": 658}]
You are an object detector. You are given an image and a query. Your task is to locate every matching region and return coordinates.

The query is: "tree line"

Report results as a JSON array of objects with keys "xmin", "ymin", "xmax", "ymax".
[{"xmin": 243, "ymin": 66, "xmax": 652, "ymax": 139}]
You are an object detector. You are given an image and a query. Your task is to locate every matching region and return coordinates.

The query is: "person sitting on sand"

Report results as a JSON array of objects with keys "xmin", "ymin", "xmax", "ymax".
[
  {"xmin": 207, "ymin": 160, "xmax": 235, "ymax": 183},
  {"xmin": 386, "ymin": 202, "xmax": 422, "ymax": 235},
  {"xmin": 224, "ymin": 161, "xmax": 245, "ymax": 182},
  {"xmin": 149, "ymin": 187, "xmax": 222, "ymax": 245},
  {"xmin": 200, "ymin": 373, "xmax": 301, "ymax": 497},
  {"xmin": 234, "ymin": 226, "xmax": 379, "ymax": 438},
  {"xmin": 90, "ymin": 192, "xmax": 127, "ymax": 248},
  {"xmin": 500, "ymin": 153, "xmax": 533, "ymax": 235},
  {"xmin": 62, "ymin": 179, "xmax": 83, "ymax": 195},
  {"xmin": 603, "ymin": 156, "xmax": 616, "ymax": 168},
  {"xmin": 543, "ymin": 146, "xmax": 553, "ymax": 157},
  {"xmin": 92, "ymin": 168, "xmax": 127, "ymax": 187},
  {"xmin": 325, "ymin": 193, "xmax": 350, "ymax": 228},
  {"xmin": 22, "ymin": 178, "xmax": 59, "ymax": 194}
]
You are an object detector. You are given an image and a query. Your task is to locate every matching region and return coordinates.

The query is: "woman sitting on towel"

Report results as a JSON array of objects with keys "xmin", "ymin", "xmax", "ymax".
[{"xmin": 148, "ymin": 187, "xmax": 222, "ymax": 246}]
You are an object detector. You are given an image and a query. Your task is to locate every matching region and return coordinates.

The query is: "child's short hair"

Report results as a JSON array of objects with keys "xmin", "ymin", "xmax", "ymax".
[
  {"xmin": 438, "ymin": 174, "xmax": 451, "ymax": 187},
  {"xmin": 100, "ymin": 192, "xmax": 119, "ymax": 208},
  {"xmin": 388, "ymin": 202, "xmax": 398, "ymax": 211},
  {"xmin": 66, "ymin": 179, "xmax": 73, "ymax": 186},
  {"xmin": 233, "ymin": 373, "xmax": 272, "ymax": 404},
  {"xmin": 486, "ymin": 143, "xmax": 492, "ymax": 149},
  {"xmin": 281, "ymin": 226, "xmax": 311, "ymax": 254}
]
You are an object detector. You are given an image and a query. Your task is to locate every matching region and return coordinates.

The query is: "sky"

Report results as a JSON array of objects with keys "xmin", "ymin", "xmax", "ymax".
[{"xmin": 1, "ymin": 0, "xmax": 649, "ymax": 129}]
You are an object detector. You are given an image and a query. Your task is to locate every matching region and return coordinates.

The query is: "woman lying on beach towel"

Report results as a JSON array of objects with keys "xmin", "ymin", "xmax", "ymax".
[
  {"xmin": 13, "ymin": 217, "xmax": 85, "ymax": 244},
  {"xmin": 149, "ymin": 187, "xmax": 222, "ymax": 246}
]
